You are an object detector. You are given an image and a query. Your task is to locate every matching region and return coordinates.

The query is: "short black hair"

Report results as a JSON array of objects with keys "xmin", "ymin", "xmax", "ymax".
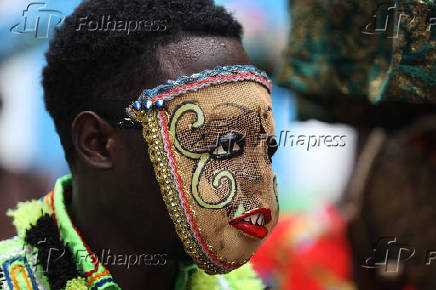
[{"xmin": 42, "ymin": 0, "xmax": 242, "ymax": 164}]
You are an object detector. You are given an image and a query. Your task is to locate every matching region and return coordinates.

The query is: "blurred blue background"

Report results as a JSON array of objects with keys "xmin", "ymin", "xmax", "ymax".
[{"xmin": 0, "ymin": 0, "xmax": 355, "ymax": 213}]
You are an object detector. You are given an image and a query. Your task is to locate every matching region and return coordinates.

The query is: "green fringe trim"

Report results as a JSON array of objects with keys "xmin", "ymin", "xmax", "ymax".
[
  {"xmin": 65, "ymin": 276, "xmax": 87, "ymax": 290},
  {"xmin": 6, "ymin": 199, "xmax": 52, "ymax": 238},
  {"xmin": 223, "ymin": 263, "xmax": 264, "ymax": 289},
  {"xmin": 177, "ymin": 262, "xmax": 264, "ymax": 290}
]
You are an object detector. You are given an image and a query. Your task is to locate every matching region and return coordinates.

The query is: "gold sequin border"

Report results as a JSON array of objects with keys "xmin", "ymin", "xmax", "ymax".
[{"xmin": 132, "ymin": 109, "xmax": 233, "ymax": 274}]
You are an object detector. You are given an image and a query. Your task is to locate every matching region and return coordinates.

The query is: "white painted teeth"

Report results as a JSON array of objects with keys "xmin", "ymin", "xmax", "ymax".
[
  {"xmin": 242, "ymin": 213, "xmax": 265, "ymax": 226},
  {"xmin": 258, "ymin": 215, "xmax": 264, "ymax": 226}
]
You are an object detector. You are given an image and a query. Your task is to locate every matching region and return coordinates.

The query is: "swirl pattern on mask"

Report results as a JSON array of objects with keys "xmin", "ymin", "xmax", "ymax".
[{"xmin": 170, "ymin": 102, "xmax": 237, "ymax": 209}]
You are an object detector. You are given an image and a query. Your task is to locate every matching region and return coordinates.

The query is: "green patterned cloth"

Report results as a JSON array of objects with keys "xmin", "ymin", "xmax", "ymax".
[
  {"xmin": 377, "ymin": 0, "xmax": 436, "ymax": 103},
  {"xmin": 278, "ymin": 0, "xmax": 436, "ymax": 123}
]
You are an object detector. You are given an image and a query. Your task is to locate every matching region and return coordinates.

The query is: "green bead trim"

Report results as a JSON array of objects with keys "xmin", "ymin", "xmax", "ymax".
[{"xmin": 52, "ymin": 175, "xmax": 94, "ymax": 274}]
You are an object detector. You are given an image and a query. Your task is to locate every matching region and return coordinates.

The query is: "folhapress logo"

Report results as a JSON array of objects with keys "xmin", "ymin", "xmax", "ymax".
[
  {"xmin": 362, "ymin": 2, "xmax": 436, "ymax": 38},
  {"xmin": 10, "ymin": 2, "xmax": 65, "ymax": 39},
  {"xmin": 362, "ymin": 237, "xmax": 415, "ymax": 274}
]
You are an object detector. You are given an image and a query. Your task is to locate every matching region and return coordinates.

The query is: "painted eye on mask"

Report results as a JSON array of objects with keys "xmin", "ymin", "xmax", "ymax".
[
  {"xmin": 267, "ymin": 135, "xmax": 278, "ymax": 162},
  {"xmin": 210, "ymin": 131, "xmax": 245, "ymax": 160}
]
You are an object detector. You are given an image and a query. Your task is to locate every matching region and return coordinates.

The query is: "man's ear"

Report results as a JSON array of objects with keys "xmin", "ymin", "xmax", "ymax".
[{"xmin": 72, "ymin": 111, "xmax": 114, "ymax": 169}]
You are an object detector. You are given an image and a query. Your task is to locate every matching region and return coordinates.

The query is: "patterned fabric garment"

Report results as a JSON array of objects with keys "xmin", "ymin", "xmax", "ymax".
[
  {"xmin": 0, "ymin": 175, "xmax": 264, "ymax": 289},
  {"xmin": 277, "ymin": 0, "xmax": 436, "ymax": 121},
  {"xmin": 277, "ymin": 0, "xmax": 392, "ymax": 97},
  {"xmin": 376, "ymin": 0, "xmax": 436, "ymax": 103}
]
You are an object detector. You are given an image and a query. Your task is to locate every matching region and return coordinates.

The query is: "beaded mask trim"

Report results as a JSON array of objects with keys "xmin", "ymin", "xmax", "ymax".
[
  {"xmin": 127, "ymin": 65, "xmax": 271, "ymax": 274},
  {"xmin": 126, "ymin": 65, "xmax": 272, "ymax": 113}
]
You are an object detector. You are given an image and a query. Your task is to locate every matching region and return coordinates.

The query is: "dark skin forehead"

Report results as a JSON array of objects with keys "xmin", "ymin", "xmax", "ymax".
[
  {"xmin": 99, "ymin": 36, "xmax": 249, "ymax": 101},
  {"xmin": 152, "ymin": 36, "xmax": 250, "ymax": 88}
]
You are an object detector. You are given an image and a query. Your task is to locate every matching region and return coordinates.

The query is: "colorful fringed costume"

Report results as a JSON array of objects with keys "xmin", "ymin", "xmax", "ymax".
[{"xmin": 0, "ymin": 175, "xmax": 265, "ymax": 289}]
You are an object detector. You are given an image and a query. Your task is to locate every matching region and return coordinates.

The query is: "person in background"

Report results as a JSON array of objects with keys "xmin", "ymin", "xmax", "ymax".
[
  {"xmin": 347, "ymin": 116, "xmax": 436, "ymax": 290},
  {"xmin": 252, "ymin": 0, "xmax": 436, "ymax": 289}
]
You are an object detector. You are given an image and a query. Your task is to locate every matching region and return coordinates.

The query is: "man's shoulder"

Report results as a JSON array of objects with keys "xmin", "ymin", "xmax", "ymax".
[{"xmin": 0, "ymin": 236, "xmax": 49, "ymax": 289}]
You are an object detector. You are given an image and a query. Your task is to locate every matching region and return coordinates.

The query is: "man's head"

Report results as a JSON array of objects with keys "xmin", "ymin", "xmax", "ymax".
[
  {"xmin": 43, "ymin": 0, "xmax": 278, "ymax": 274},
  {"xmin": 43, "ymin": 0, "xmax": 244, "ymax": 165}
]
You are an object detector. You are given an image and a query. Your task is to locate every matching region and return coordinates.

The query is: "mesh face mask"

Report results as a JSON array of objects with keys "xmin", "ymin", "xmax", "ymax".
[{"xmin": 126, "ymin": 65, "xmax": 279, "ymax": 274}]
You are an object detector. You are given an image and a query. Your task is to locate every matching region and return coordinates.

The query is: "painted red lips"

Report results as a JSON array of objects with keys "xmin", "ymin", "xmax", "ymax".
[{"xmin": 229, "ymin": 208, "xmax": 272, "ymax": 239}]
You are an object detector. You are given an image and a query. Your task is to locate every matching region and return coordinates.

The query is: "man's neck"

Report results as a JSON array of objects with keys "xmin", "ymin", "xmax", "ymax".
[{"xmin": 68, "ymin": 174, "xmax": 180, "ymax": 290}]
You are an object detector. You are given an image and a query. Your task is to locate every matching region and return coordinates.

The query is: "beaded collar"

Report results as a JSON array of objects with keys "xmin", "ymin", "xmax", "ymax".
[{"xmin": 51, "ymin": 176, "xmax": 119, "ymax": 289}]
